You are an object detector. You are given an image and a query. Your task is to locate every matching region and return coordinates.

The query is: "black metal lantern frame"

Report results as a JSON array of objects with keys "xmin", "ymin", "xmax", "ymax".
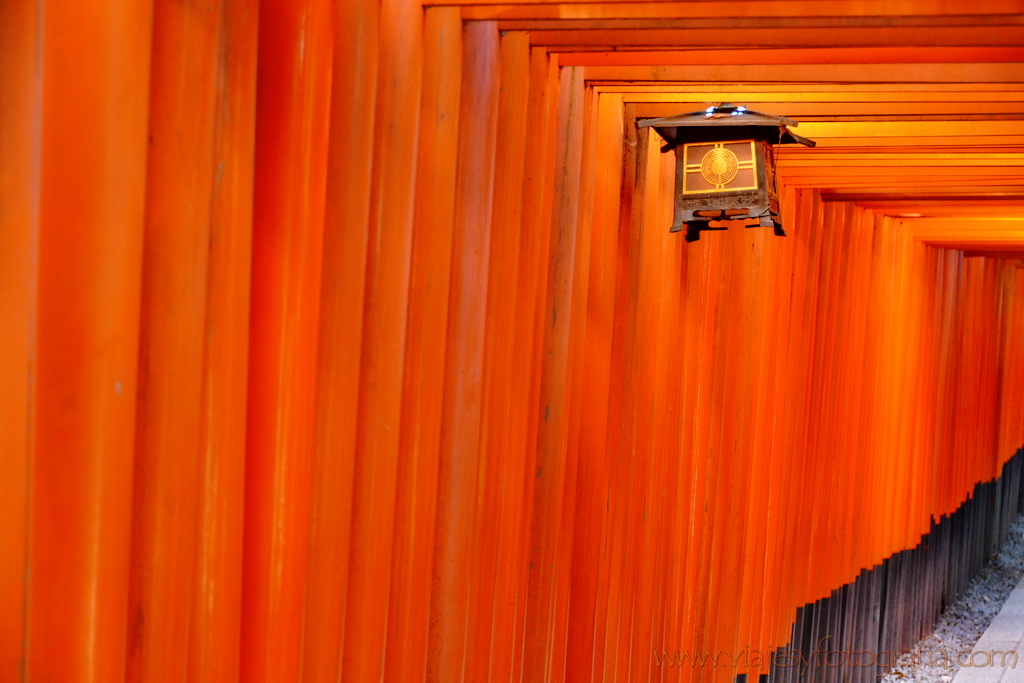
[{"xmin": 638, "ymin": 103, "xmax": 816, "ymax": 243}]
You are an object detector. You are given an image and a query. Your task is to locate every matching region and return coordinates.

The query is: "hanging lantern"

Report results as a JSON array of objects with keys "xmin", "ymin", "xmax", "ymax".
[{"xmin": 638, "ymin": 103, "xmax": 816, "ymax": 243}]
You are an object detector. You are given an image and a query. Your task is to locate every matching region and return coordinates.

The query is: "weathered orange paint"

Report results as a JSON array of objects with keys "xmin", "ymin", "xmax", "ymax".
[
  {"xmin": 463, "ymin": 27, "xmax": 530, "ymax": 683},
  {"xmin": 522, "ymin": 62, "xmax": 586, "ymax": 683},
  {"xmin": 189, "ymin": 2, "xmax": 259, "ymax": 680},
  {"xmin": 0, "ymin": 0, "xmax": 39, "ymax": 678},
  {"xmin": 382, "ymin": 7, "xmax": 462, "ymax": 682},
  {"xmin": 127, "ymin": 2, "xmax": 221, "ymax": 680},
  {"xmin": 299, "ymin": 0, "xmax": 379, "ymax": 679},
  {"xmin": 240, "ymin": 1, "xmax": 332, "ymax": 681},
  {"xmin": 426, "ymin": 19, "xmax": 500, "ymax": 683},
  {"xmin": 28, "ymin": 2, "xmax": 153, "ymax": 682},
  {"xmin": 338, "ymin": 0, "xmax": 424, "ymax": 678}
]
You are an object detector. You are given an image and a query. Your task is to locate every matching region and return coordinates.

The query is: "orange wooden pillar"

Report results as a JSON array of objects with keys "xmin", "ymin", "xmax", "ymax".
[
  {"xmin": 27, "ymin": 1, "xmax": 154, "ymax": 681},
  {"xmin": 188, "ymin": 1, "xmax": 259, "ymax": 681},
  {"xmin": 565, "ymin": 90, "xmax": 626, "ymax": 683},
  {"xmin": 755, "ymin": 182, "xmax": 800, "ymax": 654},
  {"xmin": 999, "ymin": 264, "xmax": 1024, "ymax": 460},
  {"xmin": 336, "ymin": 0, "xmax": 423, "ymax": 678},
  {"xmin": 299, "ymin": 0, "xmax": 379, "ymax": 679},
  {"xmin": 382, "ymin": 8, "xmax": 462, "ymax": 683},
  {"xmin": 0, "ymin": 0, "xmax": 40, "ymax": 678},
  {"xmin": 731, "ymin": 225, "xmax": 781, "ymax": 673},
  {"xmin": 463, "ymin": 28, "xmax": 533, "ymax": 683},
  {"xmin": 552, "ymin": 79, "xmax": 598, "ymax": 683},
  {"xmin": 427, "ymin": 19, "xmax": 500, "ymax": 683},
  {"xmin": 1002, "ymin": 264, "xmax": 1024, "ymax": 457},
  {"xmin": 509, "ymin": 45, "xmax": 560, "ymax": 683},
  {"xmin": 522, "ymin": 63, "xmax": 587, "ymax": 683},
  {"xmin": 240, "ymin": 0, "xmax": 332, "ymax": 681},
  {"xmin": 626, "ymin": 129, "xmax": 681, "ymax": 683},
  {"xmin": 126, "ymin": 1, "xmax": 223, "ymax": 680}
]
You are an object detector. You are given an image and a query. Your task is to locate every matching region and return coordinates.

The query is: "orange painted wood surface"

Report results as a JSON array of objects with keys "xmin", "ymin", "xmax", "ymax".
[
  {"xmin": 240, "ymin": 1, "xmax": 332, "ymax": 681},
  {"xmin": 2, "ymin": 3, "xmax": 1024, "ymax": 683},
  {"xmin": 188, "ymin": 2, "xmax": 258, "ymax": 681},
  {"xmin": 299, "ymin": 0, "xmax": 380, "ymax": 679},
  {"xmin": 25, "ymin": 2, "xmax": 153, "ymax": 682},
  {"xmin": 127, "ymin": 3, "xmax": 221, "ymax": 681},
  {"xmin": 339, "ymin": 0, "xmax": 423, "ymax": 679},
  {"xmin": 0, "ymin": 0, "xmax": 39, "ymax": 679},
  {"xmin": 380, "ymin": 8, "xmax": 462, "ymax": 682},
  {"xmin": 427, "ymin": 19, "xmax": 499, "ymax": 683}
]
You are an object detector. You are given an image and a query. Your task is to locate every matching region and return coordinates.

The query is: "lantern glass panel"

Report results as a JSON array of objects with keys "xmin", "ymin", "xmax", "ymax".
[{"xmin": 682, "ymin": 140, "xmax": 759, "ymax": 194}]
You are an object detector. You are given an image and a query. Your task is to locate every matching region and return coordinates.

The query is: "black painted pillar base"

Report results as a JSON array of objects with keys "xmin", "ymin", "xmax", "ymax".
[{"xmin": 750, "ymin": 448, "xmax": 1024, "ymax": 683}]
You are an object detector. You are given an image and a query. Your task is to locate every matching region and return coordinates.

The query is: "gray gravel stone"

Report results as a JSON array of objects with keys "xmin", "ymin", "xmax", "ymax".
[{"xmin": 881, "ymin": 517, "xmax": 1024, "ymax": 683}]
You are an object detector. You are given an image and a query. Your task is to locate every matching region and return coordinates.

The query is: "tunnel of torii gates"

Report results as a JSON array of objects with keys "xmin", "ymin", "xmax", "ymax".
[{"xmin": 5, "ymin": 2, "xmax": 1024, "ymax": 683}]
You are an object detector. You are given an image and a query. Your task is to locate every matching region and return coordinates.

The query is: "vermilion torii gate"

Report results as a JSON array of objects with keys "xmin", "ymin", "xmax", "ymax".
[{"xmin": 2, "ymin": 2, "xmax": 1024, "ymax": 682}]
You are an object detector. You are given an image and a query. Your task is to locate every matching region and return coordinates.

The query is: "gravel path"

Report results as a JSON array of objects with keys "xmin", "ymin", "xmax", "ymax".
[{"xmin": 881, "ymin": 517, "xmax": 1024, "ymax": 683}]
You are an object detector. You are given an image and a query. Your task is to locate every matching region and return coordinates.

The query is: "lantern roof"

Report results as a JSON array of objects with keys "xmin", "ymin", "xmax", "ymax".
[{"xmin": 639, "ymin": 103, "xmax": 816, "ymax": 151}]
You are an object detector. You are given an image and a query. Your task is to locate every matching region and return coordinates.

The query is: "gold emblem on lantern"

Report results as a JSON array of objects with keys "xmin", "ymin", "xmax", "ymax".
[
  {"xmin": 681, "ymin": 141, "xmax": 760, "ymax": 194},
  {"xmin": 701, "ymin": 148, "xmax": 738, "ymax": 186}
]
